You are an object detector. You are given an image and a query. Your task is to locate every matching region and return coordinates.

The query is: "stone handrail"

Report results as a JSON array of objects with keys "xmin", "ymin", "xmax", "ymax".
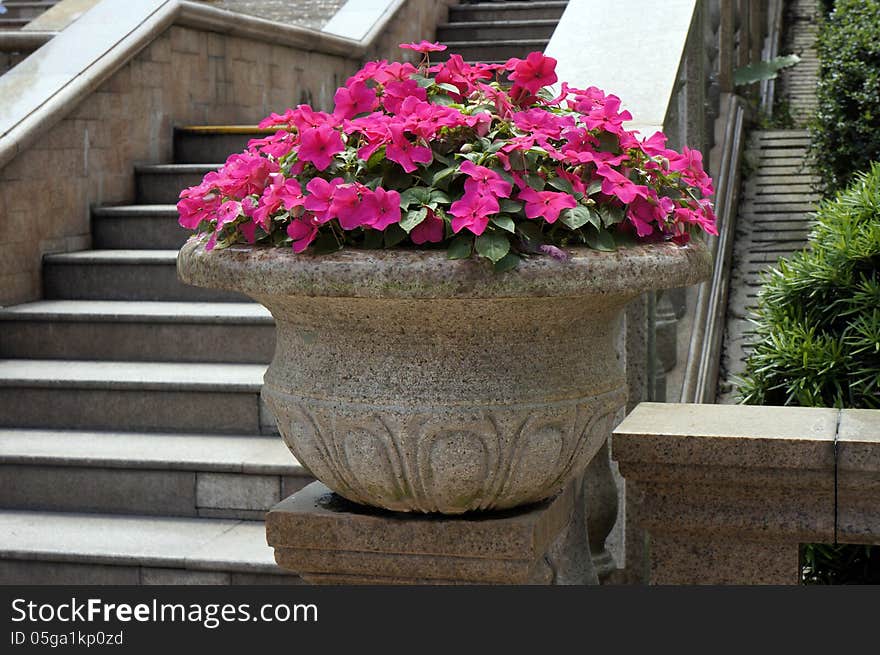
[
  {"xmin": 0, "ymin": 0, "xmax": 386, "ymax": 170},
  {"xmin": 613, "ymin": 403, "xmax": 880, "ymax": 584}
]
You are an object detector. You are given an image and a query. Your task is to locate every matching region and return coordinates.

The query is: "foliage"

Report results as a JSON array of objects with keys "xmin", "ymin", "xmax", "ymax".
[
  {"xmin": 737, "ymin": 163, "xmax": 880, "ymax": 585},
  {"xmin": 734, "ymin": 54, "xmax": 800, "ymax": 87},
  {"xmin": 177, "ymin": 42, "xmax": 716, "ymax": 270},
  {"xmin": 810, "ymin": 0, "xmax": 880, "ymax": 195},
  {"xmin": 801, "ymin": 543, "xmax": 880, "ymax": 584},
  {"xmin": 737, "ymin": 163, "xmax": 880, "ymax": 408}
]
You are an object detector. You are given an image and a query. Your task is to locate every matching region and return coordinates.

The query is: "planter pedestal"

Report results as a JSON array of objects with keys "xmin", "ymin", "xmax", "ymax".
[{"xmin": 266, "ymin": 478, "xmax": 599, "ymax": 585}]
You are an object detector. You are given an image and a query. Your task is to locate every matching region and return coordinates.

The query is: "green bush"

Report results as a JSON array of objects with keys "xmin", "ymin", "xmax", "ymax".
[
  {"xmin": 811, "ymin": 0, "xmax": 880, "ymax": 194},
  {"xmin": 737, "ymin": 163, "xmax": 880, "ymax": 407},
  {"xmin": 737, "ymin": 162, "xmax": 880, "ymax": 584}
]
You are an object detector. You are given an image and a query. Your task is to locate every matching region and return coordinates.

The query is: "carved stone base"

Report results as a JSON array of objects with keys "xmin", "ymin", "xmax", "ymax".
[{"xmin": 266, "ymin": 480, "xmax": 597, "ymax": 585}]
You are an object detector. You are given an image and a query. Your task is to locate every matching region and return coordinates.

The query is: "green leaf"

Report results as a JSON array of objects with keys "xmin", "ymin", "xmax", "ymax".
[
  {"xmin": 435, "ymin": 82, "xmax": 461, "ymax": 94},
  {"xmin": 384, "ymin": 224, "xmax": 408, "ymax": 247},
  {"xmin": 584, "ymin": 228, "xmax": 616, "ymax": 252},
  {"xmin": 362, "ymin": 229, "xmax": 383, "ymax": 249},
  {"xmin": 734, "ymin": 54, "xmax": 801, "ymax": 86},
  {"xmin": 311, "ymin": 232, "xmax": 342, "ymax": 255},
  {"xmin": 516, "ymin": 221, "xmax": 544, "ymax": 244},
  {"xmin": 447, "ymin": 233, "xmax": 473, "ymax": 259},
  {"xmin": 548, "ymin": 176, "xmax": 574, "ymax": 195},
  {"xmin": 596, "ymin": 132, "xmax": 620, "ymax": 154},
  {"xmin": 493, "ymin": 252, "xmax": 520, "ymax": 273},
  {"xmin": 491, "ymin": 216, "xmax": 516, "ymax": 233},
  {"xmin": 411, "ymin": 73, "xmax": 435, "ymax": 88},
  {"xmin": 599, "ymin": 205, "xmax": 626, "ymax": 227},
  {"xmin": 400, "ymin": 207, "xmax": 428, "ymax": 233},
  {"xmin": 429, "ymin": 189, "xmax": 451, "ymax": 205},
  {"xmin": 366, "ymin": 145, "xmax": 386, "ymax": 169},
  {"xmin": 399, "ymin": 187, "xmax": 430, "ymax": 209},
  {"xmin": 560, "ymin": 205, "xmax": 600, "ymax": 230},
  {"xmin": 475, "ymin": 232, "xmax": 511, "ymax": 263},
  {"xmin": 499, "ymin": 198, "xmax": 523, "ymax": 214},
  {"xmin": 524, "ymin": 173, "xmax": 545, "ymax": 191},
  {"xmin": 432, "ymin": 166, "xmax": 457, "ymax": 185},
  {"xmin": 586, "ymin": 180, "xmax": 603, "ymax": 196},
  {"xmin": 430, "ymin": 94, "xmax": 456, "ymax": 107}
]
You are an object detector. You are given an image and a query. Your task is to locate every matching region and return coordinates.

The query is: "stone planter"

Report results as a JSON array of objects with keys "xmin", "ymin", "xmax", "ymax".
[{"xmin": 178, "ymin": 238, "xmax": 710, "ymax": 514}]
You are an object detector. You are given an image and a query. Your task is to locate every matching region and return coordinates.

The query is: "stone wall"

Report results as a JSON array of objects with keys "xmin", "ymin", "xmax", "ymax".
[{"xmin": 0, "ymin": 0, "xmax": 454, "ymax": 307}]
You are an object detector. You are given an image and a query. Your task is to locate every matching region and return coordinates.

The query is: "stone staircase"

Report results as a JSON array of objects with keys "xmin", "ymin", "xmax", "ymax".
[
  {"xmin": 716, "ymin": 0, "xmax": 822, "ymax": 403},
  {"xmin": 0, "ymin": 1, "xmax": 58, "ymax": 29},
  {"xmin": 0, "ymin": 127, "xmax": 310, "ymax": 584},
  {"xmin": 0, "ymin": 1, "xmax": 58, "ymax": 74},
  {"xmin": 0, "ymin": 2, "xmax": 569, "ymax": 584},
  {"xmin": 436, "ymin": 0, "xmax": 567, "ymax": 61}
]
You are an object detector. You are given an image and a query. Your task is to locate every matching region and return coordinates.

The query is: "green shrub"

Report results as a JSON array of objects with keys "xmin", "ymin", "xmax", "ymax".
[
  {"xmin": 811, "ymin": 0, "xmax": 880, "ymax": 194},
  {"xmin": 737, "ymin": 162, "xmax": 880, "ymax": 584},
  {"xmin": 737, "ymin": 163, "xmax": 880, "ymax": 407}
]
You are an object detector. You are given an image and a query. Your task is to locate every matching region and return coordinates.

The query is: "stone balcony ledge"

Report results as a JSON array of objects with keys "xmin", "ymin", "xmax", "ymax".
[{"xmin": 613, "ymin": 403, "xmax": 880, "ymax": 584}]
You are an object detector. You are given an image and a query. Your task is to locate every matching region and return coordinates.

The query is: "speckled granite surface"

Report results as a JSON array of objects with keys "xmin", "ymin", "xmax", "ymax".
[{"xmin": 199, "ymin": 0, "xmax": 345, "ymax": 30}]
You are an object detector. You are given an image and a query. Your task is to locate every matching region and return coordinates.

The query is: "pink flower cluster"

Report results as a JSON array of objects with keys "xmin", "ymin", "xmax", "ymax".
[{"xmin": 178, "ymin": 44, "xmax": 716, "ymax": 267}]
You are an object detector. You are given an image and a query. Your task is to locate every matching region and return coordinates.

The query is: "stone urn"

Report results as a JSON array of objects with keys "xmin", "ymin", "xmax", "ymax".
[{"xmin": 178, "ymin": 238, "xmax": 710, "ymax": 514}]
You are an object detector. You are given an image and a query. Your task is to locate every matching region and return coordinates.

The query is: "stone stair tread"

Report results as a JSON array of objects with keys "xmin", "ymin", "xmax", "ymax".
[
  {"xmin": 0, "ymin": 359, "xmax": 265, "ymax": 391},
  {"xmin": 135, "ymin": 163, "xmax": 221, "ymax": 173},
  {"xmin": 0, "ymin": 428, "xmax": 300, "ymax": 474},
  {"xmin": 440, "ymin": 38, "xmax": 548, "ymax": 47},
  {"xmin": 0, "ymin": 299, "xmax": 270, "ymax": 323},
  {"xmin": 44, "ymin": 249, "xmax": 178, "ymax": 263},
  {"xmin": 92, "ymin": 204, "xmax": 178, "ymax": 216},
  {"xmin": 0, "ymin": 510, "xmax": 288, "ymax": 574},
  {"xmin": 438, "ymin": 18, "xmax": 559, "ymax": 28}
]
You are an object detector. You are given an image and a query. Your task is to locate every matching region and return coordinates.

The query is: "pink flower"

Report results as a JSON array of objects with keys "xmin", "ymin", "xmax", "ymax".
[
  {"xmin": 399, "ymin": 40, "xmax": 447, "ymax": 53},
  {"xmin": 460, "ymin": 160, "xmax": 513, "ymax": 198},
  {"xmin": 304, "ymin": 177, "xmax": 343, "ymax": 222},
  {"xmin": 449, "ymin": 191, "xmax": 500, "ymax": 235},
  {"xmin": 517, "ymin": 188, "xmax": 577, "ymax": 224},
  {"xmin": 508, "ymin": 52, "xmax": 558, "ymax": 95},
  {"xmin": 381, "ymin": 78, "xmax": 426, "ymax": 114},
  {"xmin": 297, "ymin": 125, "xmax": 345, "ymax": 171},
  {"xmin": 215, "ymin": 153, "xmax": 279, "ymax": 198},
  {"xmin": 360, "ymin": 187, "xmax": 401, "ymax": 231},
  {"xmin": 250, "ymin": 174, "xmax": 304, "ymax": 229},
  {"xmin": 287, "ymin": 217, "xmax": 319, "ymax": 253},
  {"xmin": 333, "ymin": 80, "xmax": 379, "ymax": 120},
  {"xmin": 386, "ymin": 125, "xmax": 432, "ymax": 173},
  {"xmin": 247, "ymin": 130, "xmax": 296, "ymax": 159},
  {"xmin": 410, "ymin": 209, "xmax": 445, "ymax": 244},
  {"xmin": 597, "ymin": 165, "xmax": 649, "ymax": 204}
]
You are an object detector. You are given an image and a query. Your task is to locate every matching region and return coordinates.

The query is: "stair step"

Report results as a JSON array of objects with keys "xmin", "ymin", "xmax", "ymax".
[
  {"xmin": 0, "ymin": 300, "xmax": 274, "ymax": 362},
  {"xmin": 436, "ymin": 19, "xmax": 557, "ymax": 41},
  {"xmin": 0, "ymin": 359, "xmax": 270, "ymax": 434},
  {"xmin": 0, "ymin": 1, "xmax": 58, "ymax": 20},
  {"xmin": 92, "ymin": 205, "xmax": 192, "ymax": 249},
  {"xmin": 0, "ymin": 429, "xmax": 309, "ymax": 518},
  {"xmin": 436, "ymin": 39, "xmax": 550, "ymax": 62},
  {"xmin": 0, "ymin": 17, "xmax": 30, "ymax": 28},
  {"xmin": 448, "ymin": 1, "xmax": 568, "ymax": 22},
  {"xmin": 0, "ymin": 510, "xmax": 301, "ymax": 584},
  {"xmin": 43, "ymin": 249, "xmax": 244, "ymax": 302},
  {"xmin": 135, "ymin": 164, "xmax": 219, "ymax": 204},
  {"xmin": 174, "ymin": 126, "xmax": 270, "ymax": 165}
]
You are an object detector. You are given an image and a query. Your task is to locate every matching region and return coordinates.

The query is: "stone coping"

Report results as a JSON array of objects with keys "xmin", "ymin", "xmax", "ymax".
[
  {"xmin": 0, "ymin": 0, "xmax": 402, "ymax": 170},
  {"xmin": 613, "ymin": 402, "xmax": 879, "ymax": 473},
  {"xmin": 0, "ymin": 30, "xmax": 55, "ymax": 51},
  {"xmin": 177, "ymin": 237, "xmax": 712, "ymax": 300},
  {"xmin": 322, "ymin": 0, "xmax": 403, "ymax": 43},
  {"xmin": 546, "ymin": 0, "xmax": 698, "ymax": 137}
]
